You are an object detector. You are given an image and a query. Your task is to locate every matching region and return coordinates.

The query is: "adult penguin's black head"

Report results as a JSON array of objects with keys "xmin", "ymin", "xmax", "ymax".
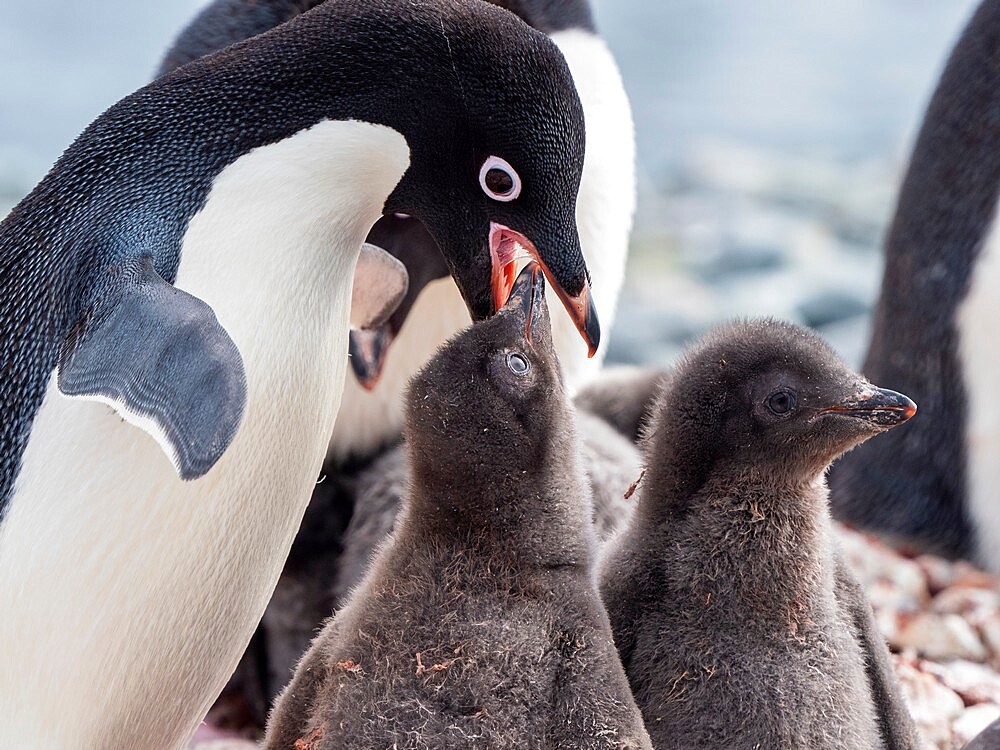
[
  {"xmin": 155, "ymin": 0, "xmax": 600, "ymax": 361},
  {"xmin": 331, "ymin": 0, "xmax": 597, "ymax": 354},
  {"xmin": 645, "ymin": 320, "xmax": 917, "ymax": 493},
  {"xmin": 155, "ymin": 0, "xmax": 595, "ymax": 352}
]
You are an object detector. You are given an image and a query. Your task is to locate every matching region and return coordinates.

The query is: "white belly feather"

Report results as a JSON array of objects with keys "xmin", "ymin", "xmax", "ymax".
[
  {"xmin": 0, "ymin": 120, "xmax": 409, "ymax": 749},
  {"xmin": 959, "ymin": 200, "xmax": 1000, "ymax": 572}
]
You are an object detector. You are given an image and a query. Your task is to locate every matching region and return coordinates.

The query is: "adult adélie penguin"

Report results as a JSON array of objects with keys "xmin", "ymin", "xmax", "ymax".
[
  {"xmin": 0, "ymin": 1, "xmax": 595, "ymax": 747},
  {"xmin": 829, "ymin": 0, "xmax": 1000, "ymax": 568},
  {"xmin": 158, "ymin": 0, "xmax": 636, "ymax": 462}
]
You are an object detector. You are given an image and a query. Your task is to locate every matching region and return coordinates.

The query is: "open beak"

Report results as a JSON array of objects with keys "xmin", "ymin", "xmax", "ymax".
[
  {"xmin": 821, "ymin": 387, "xmax": 917, "ymax": 428},
  {"xmin": 489, "ymin": 222, "xmax": 600, "ymax": 358}
]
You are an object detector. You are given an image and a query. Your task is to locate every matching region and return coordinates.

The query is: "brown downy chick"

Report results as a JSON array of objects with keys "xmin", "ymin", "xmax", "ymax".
[
  {"xmin": 600, "ymin": 319, "xmax": 920, "ymax": 750},
  {"xmin": 265, "ymin": 264, "xmax": 651, "ymax": 750}
]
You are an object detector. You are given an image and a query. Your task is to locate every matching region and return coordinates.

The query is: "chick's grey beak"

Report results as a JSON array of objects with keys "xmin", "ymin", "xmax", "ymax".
[
  {"xmin": 822, "ymin": 387, "xmax": 918, "ymax": 428},
  {"xmin": 501, "ymin": 262, "xmax": 548, "ymax": 345},
  {"xmin": 348, "ymin": 325, "xmax": 392, "ymax": 392}
]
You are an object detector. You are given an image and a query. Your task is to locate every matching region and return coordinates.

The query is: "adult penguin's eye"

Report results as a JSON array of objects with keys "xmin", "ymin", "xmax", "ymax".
[
  {"xmin": 766, "ymin": 389, "xmax": 797, "ymax": 416},
  {"xmin": 480, "ymin": 156, "xmax": 522, "ymax": 202}
]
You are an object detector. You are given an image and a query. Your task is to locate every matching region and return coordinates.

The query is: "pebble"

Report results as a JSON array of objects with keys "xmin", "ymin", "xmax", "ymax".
[
  {"xmin": 921, "ymin": 659, "xmax": 1000, "ymax": 705},
  {"xmin": 933, "ymin": 587, "xmax": 1000, "ymax": 627},
  {"xmin": 832, "ymin": 525, "xmax": 1000, "ymax": 748},
  {"xmin": 980, "ymin": 619, "xmax": 1000, "ymax": 661},
  {"xmin": 896, "ymin": 657, "xmax": 965, "ymax": 749},
  {"xmin": 918, "ymin": 556, "xmax": 961, "ymax": 595},
  {"xmin": 896, "ymin": 613, "xmax": 990, "ymax": 663}
]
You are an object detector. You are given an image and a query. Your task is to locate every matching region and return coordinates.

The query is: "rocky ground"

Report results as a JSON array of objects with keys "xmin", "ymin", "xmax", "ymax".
[
  {"xmin": 189, "ymin": 525, "xmax": 1000, "ymax": 750},
  {"xmin": 839, "ymin": 526, "xmax": 1000, "ymax": 749},
  {"xmin": 608, "ymin": 138, "xmax": 896, "ymax": 371}
]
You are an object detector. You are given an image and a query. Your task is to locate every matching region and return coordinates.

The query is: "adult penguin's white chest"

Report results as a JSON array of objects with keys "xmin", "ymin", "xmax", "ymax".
[
  {"xmin": 958, "ymin": 197, "xmax": 1000, "ymax": 571},
  {"xmin": 0, "ymin": 120, "xmax": 409, "ymax": 749}
]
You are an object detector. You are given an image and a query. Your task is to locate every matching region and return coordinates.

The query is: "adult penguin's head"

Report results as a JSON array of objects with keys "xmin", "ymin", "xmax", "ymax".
[{"xmin": 351, "ymin": 0, "xmax": 598, "ymax": 355}]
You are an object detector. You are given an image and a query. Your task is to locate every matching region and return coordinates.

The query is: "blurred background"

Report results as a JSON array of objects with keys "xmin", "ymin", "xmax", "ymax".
[{"xmin": 0, "ymin": 0, "xmax": 982, "ymax": 367}]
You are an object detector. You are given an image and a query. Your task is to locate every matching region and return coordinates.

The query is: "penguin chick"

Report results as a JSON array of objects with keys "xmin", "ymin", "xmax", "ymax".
[
  {"xmin": 217, "ymin": 407, "xmax": 643, "ymax": 729},
  {"xmin": 330, "ymin": 409, "xmax": 640, "ymax": 608},
  {"xmin": 221, "ymin": 408, "xmax": 639, "ymax": 715},
  {"xmin": 264, "ymin": 264, "xmax": 652, "ymax": 750},
  {"xmin": 599, "ymin": 319, "xmax": 921, "ymax": 750}
]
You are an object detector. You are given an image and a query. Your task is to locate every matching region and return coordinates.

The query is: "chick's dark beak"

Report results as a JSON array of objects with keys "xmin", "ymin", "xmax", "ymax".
[
  {"xmin": 821, "ymin": 387, "xmax": 917, "ymax": 428},
  {"xmin": 500, "ymin": 262, "xmax": 548, "ymax": 346},
  {"xmin": 348, "ymin": 214, "xmax": 450, "ymax": 391},
  {"xmin": 489, "ymin": 223, "xmax": 599, "ymax": 358}
]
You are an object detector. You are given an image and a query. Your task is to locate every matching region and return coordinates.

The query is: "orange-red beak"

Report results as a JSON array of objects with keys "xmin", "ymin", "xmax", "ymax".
[{"xmin": 489, "ymin": 222, "xmax": 599, "ymax": 358}]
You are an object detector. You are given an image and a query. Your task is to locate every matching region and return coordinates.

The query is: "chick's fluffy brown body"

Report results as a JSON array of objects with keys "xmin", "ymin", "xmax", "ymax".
[
  {"xmin": 600, "ymin": 320, "xmax": 920, "ymax": 750},
  {"xmin": 603, "ymin": 472, "xmax": 881, "ymax": 749},
  {"xmin": 269, "ymin": 530, "xmax": 645, "ymax": 749},
  {"xmin": 266, "ymin": 268, "xmax": 650, "ymax": 750}
]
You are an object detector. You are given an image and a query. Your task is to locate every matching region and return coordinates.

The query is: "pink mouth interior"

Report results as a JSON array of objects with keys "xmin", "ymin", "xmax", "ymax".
[{"xmin": 489, "ymin": 223, "xmax": 534, "ymax": 311}]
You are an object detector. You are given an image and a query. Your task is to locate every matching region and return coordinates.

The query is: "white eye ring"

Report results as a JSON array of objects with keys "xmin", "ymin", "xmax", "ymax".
[
  {"xmin": 479, "ymin": 156, "xmax": 522, "ymax": 202},
  {"xmin": 507, "ymin": 351, "xmax": 530, "ymax": 375}
]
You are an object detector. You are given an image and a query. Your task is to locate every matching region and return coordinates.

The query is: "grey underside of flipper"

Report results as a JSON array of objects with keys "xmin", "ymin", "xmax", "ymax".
[
  {"xmin": 834, "ymin": 548, "xmax": 922, "ymax": 750},
  {"xmin": 58, "ymin": 256, "xmax": 246, "ymax": 480}
]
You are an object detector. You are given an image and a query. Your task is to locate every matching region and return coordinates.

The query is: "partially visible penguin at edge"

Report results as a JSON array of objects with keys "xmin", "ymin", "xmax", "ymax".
[
  {"xmin": 264, "ymin": 264, "xmax": 652, "ymax": 750},
  {"xmin": 829, "ymin": 0, "xmax": 1000, "ymax": 569}
]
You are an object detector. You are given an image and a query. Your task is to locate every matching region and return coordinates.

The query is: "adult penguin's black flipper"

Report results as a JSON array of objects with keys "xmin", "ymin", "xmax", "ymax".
[{"xmin": 58, "ymin": 257, "xmax": 246, "ymax": 480}]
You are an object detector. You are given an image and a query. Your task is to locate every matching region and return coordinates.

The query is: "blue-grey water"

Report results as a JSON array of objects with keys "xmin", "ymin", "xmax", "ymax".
[
  {"xmin": 0, "ymin": 1, "xmax": 977, "ymax": 182},
  {"xmin": 0, "ymin": 0, "xmax": 984, "ymax": 365}
]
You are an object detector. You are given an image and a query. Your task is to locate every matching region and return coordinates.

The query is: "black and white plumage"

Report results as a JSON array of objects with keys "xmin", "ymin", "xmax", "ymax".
[
  {"xmin": 158, "ymin": 0, "xmax": 636, "ymax": 462},
  {"xmin": 155, "ymin": 0, "xmax": 636, "ymax": 723},
  {"xmin": 0, "ymin": 2, "xmax": 595, "ymax": 746},
  {"xmin": 599, "ymin": 320, "xmax": 921, "ymax": 750},
  {"xmin": 264, "ymin": 265, "xmax": 651, "ymax": 749},
  {"xmin": 829, "ymin": 0, "xmax": 1000, "ymax": 568}
]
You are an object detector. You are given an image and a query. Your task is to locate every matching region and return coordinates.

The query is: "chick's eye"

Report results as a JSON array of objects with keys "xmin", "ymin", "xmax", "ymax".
[
  {"xmin": 766, "ymin": 389, "xmax": 797, "ymax": 416},
  {"xmin": 507, "ymin": 352, "xmax": 530, "ymax": 375},
  {"xmin": 480, "ymin": 156, "xmax": 521, "ymax": 202}
]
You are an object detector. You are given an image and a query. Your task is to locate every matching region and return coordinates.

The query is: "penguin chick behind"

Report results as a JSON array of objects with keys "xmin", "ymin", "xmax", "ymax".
[
  {"xmin": 265, "ymin": 264, "xmax": 651, "ymax": 750},
  {"xmin": 600, "ymin": 319, "xmax": 921, "ymax": 750}
]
